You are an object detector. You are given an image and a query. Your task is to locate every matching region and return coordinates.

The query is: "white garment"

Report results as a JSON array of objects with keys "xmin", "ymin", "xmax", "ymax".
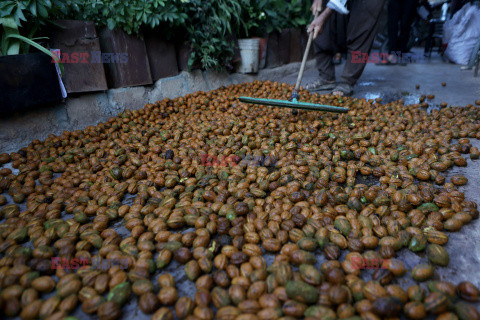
[{"xmin": 327, "ymin": 0, "xmax": 349, "ymax": 14}]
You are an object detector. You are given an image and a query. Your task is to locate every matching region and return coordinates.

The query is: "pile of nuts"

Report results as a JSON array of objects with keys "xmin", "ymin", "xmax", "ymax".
[{"xmin": 0, "ymin": 80, "xmax": 479, "ymax": 320}]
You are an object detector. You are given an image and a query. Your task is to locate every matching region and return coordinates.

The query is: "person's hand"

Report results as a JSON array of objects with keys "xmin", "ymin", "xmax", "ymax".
[
  {"xmin": 308, "ymin": 8, "xmax": 332, "ymax": 39},
  {"xmin": 310, "ymin": 0, "xmax": 322, "ymax": 15}
]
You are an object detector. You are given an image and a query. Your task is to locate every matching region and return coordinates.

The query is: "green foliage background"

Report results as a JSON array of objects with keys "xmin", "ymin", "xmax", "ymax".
[{"xmin": 1, "ymin": 0, "xmax": 313, "ymax": 70}]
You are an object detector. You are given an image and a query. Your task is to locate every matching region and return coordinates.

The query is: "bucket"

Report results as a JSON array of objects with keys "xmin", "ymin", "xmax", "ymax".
[{"xmin": 237, "ymin": 38, "xmax": 260, "ymax": 73}]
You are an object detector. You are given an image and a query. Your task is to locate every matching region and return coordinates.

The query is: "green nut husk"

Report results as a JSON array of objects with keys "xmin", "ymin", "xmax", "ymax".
[
  {"xmin": 211, "ymin": 287, "xmax": 231, "ymax": 308},
  {"xmin": 286, "ymin": 280, "xmax": 319, "ymax": 304},
  {"xmin": 427, "ymin": 244, "xmax": 450, "ymax": 266},
  {"xmin": 109, "ymin": 167, "xmax": 123, "ymax": 180},
  {"xmin": 409, "ymin": 233, "xmax": 428, "ymax": 252},
  {"xmin": 107, "ymin": 282, "xmax": 131, "ymax": 307},
  {"xmin": 7, "ymin": 227, "xmax": 28, "ymax": 243},
  {"xmin": 454, "ymin": 301, "xmax": 480, "ymax": 320},
  {"xmin": 304, "ymin": 305, "xmax": 336, "ymax": 319},
  {"xmin": 156, "ymin": 249, "xmax": 172, "ymax": 269},
  {"xmin": 417, "ymin": 202, "xmax": 440, "ymax": 212},
  {"xmin": 299, "ymin": 264, "xmax": 322, "ymax": 286},
  {"xmin": 411, "ymin": 264, "xmax": 434, "ymax": 282},
  {"xmin": 162, "ymin": 241, "xmax": 183, "ymax": 252},
  {"xmin": 297, "ymin": 237, "xmax": 317, "ymax": 251},
  {"xmin": 334, "ymin": 217, "xmax": 352, "ymax": 236}
]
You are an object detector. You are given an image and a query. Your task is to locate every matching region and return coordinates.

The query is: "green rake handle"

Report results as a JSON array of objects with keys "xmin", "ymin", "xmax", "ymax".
[{"xmin": 238, "ymin": 97, "xmax": 348, "ymax": 113}]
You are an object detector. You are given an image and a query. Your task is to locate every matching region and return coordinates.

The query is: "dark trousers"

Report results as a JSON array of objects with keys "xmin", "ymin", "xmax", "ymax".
[
  {"xmin": 313, "ymin": 0, "xmax": 385, "ymax": 86},
  {"xmin": 387, "ymin": 0, "xmax": 417, "ymax": 54}
]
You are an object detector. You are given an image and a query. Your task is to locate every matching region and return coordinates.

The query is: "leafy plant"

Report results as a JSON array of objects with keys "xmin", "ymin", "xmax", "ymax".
[
  {"xmin": 65, "ymin": 0, "xmax": 314, "ymax": 71},
  {"xmin": 286, "ymin": 0, "xmax": 313, "ymax": 28},
  {"xmin": 183, "ymin": 0, "xmax": 242, "ymax": 71},
  {"xmin": 74, "ymin": 0, "xmax": 187, "ymax": 35},
  {"xmin": 0, "ymin": 0, "xmax": 74, "ymax": 71},
  {"xmin": 237, "ymin": 0, "xmax": 313, "ymax": 38},
  {"xmin": 237, "ymin": 0, "xmax": 285, "ymax": 38},
  {"xmin": 0, "ymin": 0, "xmax": 75, "ymax": 26}
]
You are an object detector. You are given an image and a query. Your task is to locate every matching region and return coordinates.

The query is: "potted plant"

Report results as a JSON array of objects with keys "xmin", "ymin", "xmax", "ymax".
[
  {"xmin": 180, "ymin": 0, "xmax": 243, "ymax": 72},
  {"xmin": 236, "ymin": 0, "xmax": 271, "ymax": 72},
  {"xmin": 238, "ymin": 0, "xmax": 289, "ymax": 70},
  {"xmin": 0, "ymin": 0, "xmax": 69, "ymax": 115}
]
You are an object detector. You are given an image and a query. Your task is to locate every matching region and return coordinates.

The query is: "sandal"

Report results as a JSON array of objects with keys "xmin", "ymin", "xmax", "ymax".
[
  {"xmin": 305, "ymin": 79, "xmax": 336, "ymax": 91},
  {"xmin": 332, "ymin": 83, "xmax": 353, "ymax": 97}
]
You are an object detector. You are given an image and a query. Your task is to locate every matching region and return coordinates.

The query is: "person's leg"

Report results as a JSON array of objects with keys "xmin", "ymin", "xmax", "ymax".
[
  {"xmin": 399, "ymin": 0, "xmax": 417, "ymax": 53},
  {"xmin": 387, "ymin": 0, "xmax": 401, "ymax": 53},
  {"xmin": 312, "ymin": 13, "xmax": 338, "ymax": 82},
  {"xmin": 338, "ymin": 0, "xmax": 386, "ymax": 88},
  {"xmin": 333, "ymin": 14, "xmax": 347, "ymax": 65}
]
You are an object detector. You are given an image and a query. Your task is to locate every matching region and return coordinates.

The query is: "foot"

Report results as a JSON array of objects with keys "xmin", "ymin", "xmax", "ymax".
[
  {"xmin": 305, "ymin": 78, "xmax": 336, "ymax": 91},
  {"xmin": 331, "ymin": 83, "xmax": 353, "ymax": 97}
]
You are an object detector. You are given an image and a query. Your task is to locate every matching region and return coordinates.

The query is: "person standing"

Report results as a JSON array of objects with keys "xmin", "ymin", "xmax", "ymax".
[
  {"xmin": 385, "ymin": 0, "xmax": 418, "ymax": 64},
  {"xmin": 306, "ymin": 0, "xmax": 386, "ymax": 96}
]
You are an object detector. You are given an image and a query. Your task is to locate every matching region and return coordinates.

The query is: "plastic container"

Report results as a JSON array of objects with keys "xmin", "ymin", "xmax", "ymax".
[{"xmin": 237, "ymin": 38, "xmax": 260, "ymax": 73}]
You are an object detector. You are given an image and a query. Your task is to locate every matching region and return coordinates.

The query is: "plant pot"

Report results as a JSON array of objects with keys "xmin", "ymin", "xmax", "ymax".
[
  {"xmin": 49, "ymin": 20, "xmax": 108, "ymax": 93},
  {"xmin": 0, "ymin": 53, "xmax": 62, "ymax": 115},
  {"xmin": 253, "ymin": 37, "xmax": 267, "ymax": 69},
  {"xmin": 237, "ymin": 38, "xmax": 260, "ymax": 74},
  {"xmin": 144, "ymin": 30, "xmax": 179, "ymax": 81},
  {"xmin": 98, "ymin": 27, "xmax": 152, "ymax": 88}
]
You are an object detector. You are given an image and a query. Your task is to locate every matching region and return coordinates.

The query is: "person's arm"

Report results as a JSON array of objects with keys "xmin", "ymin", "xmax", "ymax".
[
  {"xmin": 308, "ymin": 7, "xmax": 334, "ymax": 39},
  {"xmin": 310, "ymin": 0, "xmax": 323, "ymax": 14}
]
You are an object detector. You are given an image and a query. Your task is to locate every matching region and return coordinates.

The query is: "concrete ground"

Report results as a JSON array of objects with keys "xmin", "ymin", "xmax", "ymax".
[
  {"xmin": 2, "ymin": 49, "xmax": 480, "ymax": 319},
  {"xmin": 283, "ymin": 49, "xmax": 480, "ymax": 107}
]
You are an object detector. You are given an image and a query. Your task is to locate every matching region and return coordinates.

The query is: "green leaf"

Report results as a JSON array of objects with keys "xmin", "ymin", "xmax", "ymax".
[
  {"xmin": 5, "ymin": 34, "xmax": 64, "ymax": 74},
  {"xmin": 1, "ymin": 17, "xmax": 20, "ymax": 55},
  {"xmin": 0, "ymin": 3, "xmax": 15, "ymax": 17},
  {"xmin": 38, "ymin": 5, "xmax": 48, "ymax": 19},
  {"xmin": 29, "ymin": 2, "xmax": 37, "ymax": 16},
  {"xmin": 107, "ymin": 18, "xmax": 115, "ymax": 30}
]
